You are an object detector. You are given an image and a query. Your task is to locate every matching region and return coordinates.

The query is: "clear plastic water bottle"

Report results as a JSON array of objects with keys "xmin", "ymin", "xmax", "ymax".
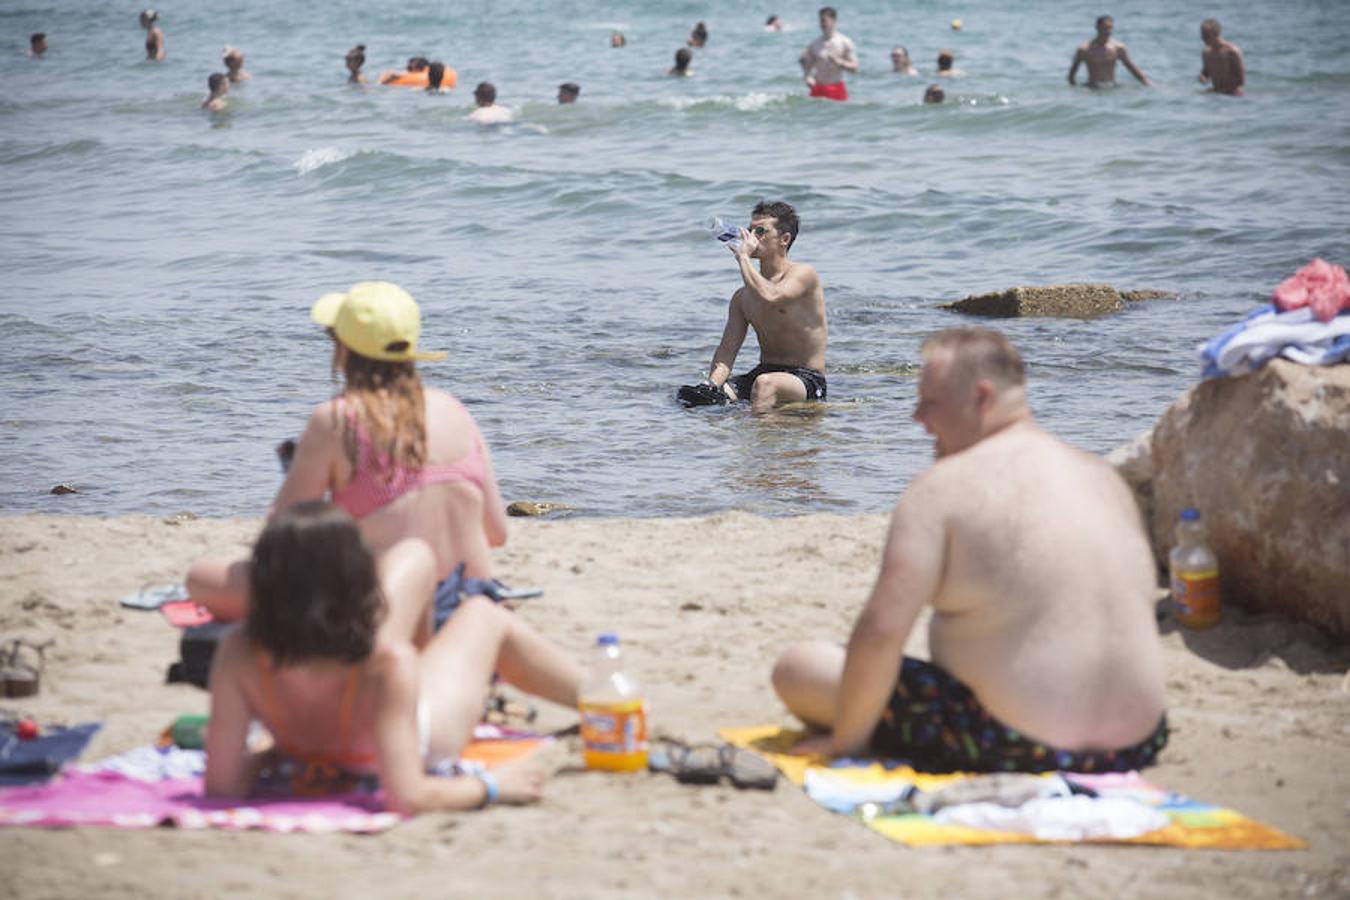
[
  {"xmin": 1169, "ymin": 507, "xmax": 1222, "ymax": 629},
  {"xmin": 578, "ymin": 633, "xmax": 649, "ymax": 772},
  {"xmin": 702, "ymin": 216, "xmax": 741, "ymax": 250}
]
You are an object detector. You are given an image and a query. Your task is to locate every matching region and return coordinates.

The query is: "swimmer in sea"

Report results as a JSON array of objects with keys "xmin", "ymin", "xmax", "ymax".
[
  {"xmin": 346, "ymin": 45, "xmax": 367, "ymax": 84},
  {"xmin": 891, "ymin": 46, "xmax": 917, "ymax": 75},
  {"xmin": 1068, "ymin": 15, "xmax": 1150, "ymax": 87},
  {"xmin": 688, "ymin": 21, "xmax": 708, "ymax": 48},
  {"xmin": 223, "ymin": 46, "xmax": 250, "ymax": 83},
  {"xmin": 936, "ymin": 50, "xmax": 963, "ymax": 77},
  {"xmin": 800, "ymin": 7, "xmax": 858, "ymax": 102},
  {"xmin": 557, "ymin": 82, "xmax": 580, "ymax": 104},
  {"xmin": 202, "ymin": 72, "xmax": 229, "ymax": 112},
  {"xmin": 668, "ymin": 47, "xmax": 693, "ymax": 77},
  {"xmin": 381, "ymin": 56, "xmax": 428, "ymax": 85},
  {"xmin": 611, "ymin": 32, "xmax": 626, "ymax": 49},
  {"xmin": 765, "ymin": 15, "xmax": 783, "ymax": 33},
  {"xmin": 467, "ymin": 82, "xmax": 512, "ymax": 124},
  {"xmin": 923, "ymin": 83, "xmax": 945, "ymax": 104},
  {"xmin": 426, "ymin": 61, "xmax": 450, "ymax": 93},
  {"xmin": 140, "ymin": 9, "xmax": 165, "ymax": 62},
  {"xmin": 1199, "ymin": 19, "xmax": 1244, "ymax": 96},
  {"xmin": 29, "ymin": 33, "xmax": 47, "ymax": 58}
]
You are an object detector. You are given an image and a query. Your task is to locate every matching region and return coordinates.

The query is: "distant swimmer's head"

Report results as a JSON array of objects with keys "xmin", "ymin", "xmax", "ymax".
[
  {"xmin": 916, "ymin": 327, "xmax": 1027, "ymax": 458},
  {"xmin": 407, "ymin": 56, "xmax": 429, "ymax": 72},
  {"xmin": 207, "ymin": 72, "xmax": 228, "ymax": 95},
  {"xmin": 1200, "ymin": 18, "xmax": 1222, "ymax": 46},
  {"xmin": 474, "ymin": 81, "xmax": 496, "ymax": 106},
  {"xmin": 310, "ymin": 281, "xmax": 447, "ymax": 365},
  {"xmin": 29, "ymin": 33, "xmax": 47, "ymax": 56},
  {"xmin": 937, "ymin": 50, "xmax": 954, "ymax": 72},
  {"xmin": 818, "ymin": 6, "xmax": 838, "ymax": 36},
  {"xmin": 688, "ymin": 21, "xmax": 708, "ymax": 47},
  {"xmin": 765, "ymin": 15, "xmax": 782, "ymax": 32},
  {"xmin": 749, "ymin": 199, "xmax": 799, "ymax": 257},
  {"xmin": 140, "ymin": 9, "xmax": 158, "ymax": 28},
  {"xmin": 223, "ymin": 46, "xmax": 243, "ymax": 70},
  {"xmin": 346, "ymin": 44, "xmax": 365, "ymax": 74},
  {"xmin": 923, "ymin": 83, "xmax": 945, "ymax": 104},
  {"xmin": 427, "ymin": 61, "xmax": 446, "ymax": 91},
  {"xmin": 611, "ymin": 31, "xmax": 626, "ymax": 48},
  {"xmin": 248, "ymin": 501, "xmax": 384, "ymax": 666},
  {"xmin": 1095, "ymin": 15, "xmax": 1113, "ymax": 39},
  {"xmin": 891, "ymin": 46, "xmax": 911, "ymax": 71},
  {"xmin": 558, "ymin": 82, "xmax": 580, "ymax": 104},
  {"xmin": 673, "ymin": 47, "xmax": 692, "ymax": 72}
]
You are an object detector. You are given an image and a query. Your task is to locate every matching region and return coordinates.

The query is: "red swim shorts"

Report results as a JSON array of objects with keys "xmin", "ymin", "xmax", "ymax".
[{"xmin": 809, "ymin": 81, "xmax": 848, "ymax": 102}]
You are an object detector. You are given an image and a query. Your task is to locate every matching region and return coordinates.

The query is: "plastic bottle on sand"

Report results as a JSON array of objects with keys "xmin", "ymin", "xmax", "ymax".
[
  {"xmin": 579, "ymin": 633, "xmax": 649, "ymax": 772},
  {"xmin": 1169, "ymin": 507, "xmax": 1222, "ymax": 629},
  {"xmin": 702, "ymin": 216, "xmax": 741, "ymax": 250}
]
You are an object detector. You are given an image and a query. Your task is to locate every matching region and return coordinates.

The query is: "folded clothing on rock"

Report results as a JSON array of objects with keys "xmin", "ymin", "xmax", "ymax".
[{"xmin": 1200, "ymin": 304, "xmax": 1350, "ymax": 379}]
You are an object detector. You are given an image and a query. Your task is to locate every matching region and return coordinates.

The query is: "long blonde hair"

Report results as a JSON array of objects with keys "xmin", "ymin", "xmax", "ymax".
[{"xmin": 332, "ymin": 338, "xmax": 427, "ymax": 475}]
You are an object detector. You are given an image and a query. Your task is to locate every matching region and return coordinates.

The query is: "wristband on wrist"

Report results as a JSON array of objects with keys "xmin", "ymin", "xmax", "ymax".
[{"xmin": 474, "ymin": 770, "xmax": 500, "ymax": 808}]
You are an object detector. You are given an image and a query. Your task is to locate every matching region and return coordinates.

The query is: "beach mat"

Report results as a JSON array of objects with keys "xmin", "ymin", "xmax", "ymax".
[
  {"xmin": 0, "ymin": 728, "xmax": 547, "ymax": 833},
  {"xmin": 720, "ymin": 725, "xmax": 1303, "ymax": 850}
]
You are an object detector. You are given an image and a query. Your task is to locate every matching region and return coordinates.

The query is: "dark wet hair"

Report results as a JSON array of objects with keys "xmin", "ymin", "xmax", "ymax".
[
  {"xmin": 428, "ymin": 61, "xmax": 445, "ymax": 89},
  {"xmin": 924, "ymin": 84, "xmax": 945, "ymax": 103},
  {"xmin": 752, "ymin": 200, "xmax": 799, "ymax": 250},
  {"xmin": 559, "ymin": 82, "xmax": 580, "ymax": 96},
  {"xmin": 474, "ymin": 81, "xmax": 496, "ymax": 103},
  {"xmin": 407, "ymin": 56, "xmax": 429, "ymax": 71},
  {"xmin": 247, "ymin": 501, "xmax": 385, "ymax": 666},
  {"xmin": 819, "ymin": 7, "xmax": 837, "ymax": 20},
  {"xmin": 937, "ymin": 51, "xmax": 954, "ymax": 70},
  {"xmin": 691, "ymin": 22, "xmax": 707, "ymax": 40},
  {"xmin": 766, "ymin": 15, "xmax": 779, "ymax": 26},
  {"xmin": 1096, "ymin": 15, "xmax": 1113, "ymax": 28},
  {"xmin": 31, "ymin": 33, "xmax": 46, "ymax": 45},
  {"xmin": 674, "ymin": 47, "xmax": 692, "ymax": 70},
  {"xmin": 208, "ymin": 73, "xmax": 226, "ymax": 92}
]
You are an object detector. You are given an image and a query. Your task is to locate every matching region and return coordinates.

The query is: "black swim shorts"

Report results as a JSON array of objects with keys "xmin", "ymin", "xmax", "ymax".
[
  {"xmin": 870, "ymin": 657, "xmax": 1168, "ymax": 773},
  {"xmin": 727, "ymin": 363, "xmax": 827, "ymax": 402}
]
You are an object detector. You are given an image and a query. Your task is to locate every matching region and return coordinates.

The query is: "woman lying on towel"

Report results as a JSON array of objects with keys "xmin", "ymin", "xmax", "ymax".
[
  {"xmin": 205, "ymin": 501, "xmax": 583, "ymax": 812},
  {"xmin": 188, "ymin": 281, "xmax": 510, "ymax": 645}
]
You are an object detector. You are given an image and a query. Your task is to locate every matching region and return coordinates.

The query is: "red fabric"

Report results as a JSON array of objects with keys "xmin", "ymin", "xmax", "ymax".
[
  {"xmin": 809, "ymin": 81, "xmax": 848, "ymax": 102},
  {"xmin": 1272, "ymin": 258, "xmax": 1350, "ymax": 323}
]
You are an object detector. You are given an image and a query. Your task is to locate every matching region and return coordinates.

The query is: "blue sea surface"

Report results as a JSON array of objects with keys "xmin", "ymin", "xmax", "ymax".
[{"xmin": 1, "ymin": 1, "xmax": 1347, "ymax": 517}]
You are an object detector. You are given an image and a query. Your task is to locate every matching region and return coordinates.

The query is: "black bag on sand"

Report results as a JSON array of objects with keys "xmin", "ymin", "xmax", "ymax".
[{"xmin": 166, "ymin": 621, "xmax": 232, "ymax": 689}]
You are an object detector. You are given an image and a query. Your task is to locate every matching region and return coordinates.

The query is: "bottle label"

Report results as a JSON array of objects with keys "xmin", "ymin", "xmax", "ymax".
[
  {"xmin": 579, "ymin": 698, "xmax": 648, "ymax": 756},
  {"xmin": 1171, "ymin": 569, "xmax": 1221, "ymax": 623}
]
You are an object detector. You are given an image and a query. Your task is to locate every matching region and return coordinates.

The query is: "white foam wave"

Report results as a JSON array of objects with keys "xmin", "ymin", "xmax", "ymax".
[
  {"xmin": 658, "ymin": 93, "xmax": 786, "ymax": 112},
  {"xmin": 293, "ymin": 147, "xmax": 353, "ymax": 175}
]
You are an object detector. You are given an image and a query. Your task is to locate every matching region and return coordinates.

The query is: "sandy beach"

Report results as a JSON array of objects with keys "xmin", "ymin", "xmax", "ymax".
[{"xmin": 0, "ymin": 511, "xmax": 1346, "ymax": 899}]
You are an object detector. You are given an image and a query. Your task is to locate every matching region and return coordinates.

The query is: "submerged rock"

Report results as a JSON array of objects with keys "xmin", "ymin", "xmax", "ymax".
[
  {"xmin": 49, "ymin": 484, "xmax": 79, "ymax": 495},
  {"xmin": 507, "ymin": 500, "xmax": 571, "ymax": 517},
  {"xmin": 944, "ymin": 284, "xmax": 1175, "ymax": 318},
  {"xmin": 1148, "ymin": 360, "xmax": 1350, "ymax": 638}
]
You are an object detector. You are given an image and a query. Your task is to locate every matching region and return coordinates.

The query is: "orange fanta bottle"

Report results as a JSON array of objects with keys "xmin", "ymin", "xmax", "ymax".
[
  {"xmin": 579, "ymin": 633, "xmax": 648, "ymax": 772},
  {"xmin": 1169, "ymin": 507, "xmax": 1222, "ymax": 629}
]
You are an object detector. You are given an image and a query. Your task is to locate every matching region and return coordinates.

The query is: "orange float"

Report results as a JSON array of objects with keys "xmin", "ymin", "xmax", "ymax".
[{"xmin": 379, "ymin": 67, "xmax": 458, "ymax": 89}]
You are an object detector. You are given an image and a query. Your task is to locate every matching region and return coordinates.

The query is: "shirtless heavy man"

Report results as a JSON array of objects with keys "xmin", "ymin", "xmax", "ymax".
[
  {"xmin": 697, "ymin": 201, "xmax": 827, "ymax": 412},
  {"xmin": 800, "ymin": 7, "xmax": 858, "ymax": 101},
  {"xmin": 1199, "ymin": 19, "xmax": 1245, "ymax": 96},
  {"xmin": 1068, "ymin": 15, "xmax": 1150, "ymax": 88},
  {"xmin": 773, "ymin": 328, "xmax": 1167, "ymax": 771}
]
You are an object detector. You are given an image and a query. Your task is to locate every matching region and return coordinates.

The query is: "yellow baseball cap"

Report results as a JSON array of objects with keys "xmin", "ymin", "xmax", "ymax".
[{"xmin": 310, "ymin": 281, "xmax": 447, "ymax": 363}]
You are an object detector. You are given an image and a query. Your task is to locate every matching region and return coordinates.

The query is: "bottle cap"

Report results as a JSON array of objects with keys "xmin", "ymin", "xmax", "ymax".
[
  {"xmin": 1179, "ymin": 507, "xmax": 1201, "ymax": 521},
  {"xmin": 596, "ymin": 632, "xmax": 618, "ymax": 646}
]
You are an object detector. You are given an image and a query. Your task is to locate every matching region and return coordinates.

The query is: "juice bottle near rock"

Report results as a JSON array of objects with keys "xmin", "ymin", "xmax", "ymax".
[
  {"xmin": 578, "ymin": 633, "xmax": 649, "ymax": 772},
  {"xmin": 1169, "ymin": 507, "xmax": 1222, "ymax": 629}
]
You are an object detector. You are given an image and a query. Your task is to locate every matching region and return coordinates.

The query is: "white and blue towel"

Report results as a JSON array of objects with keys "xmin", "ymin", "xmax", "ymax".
[{"xmin": 1200, "ymin": 304, "xmax": 1350, "ymax": 379}]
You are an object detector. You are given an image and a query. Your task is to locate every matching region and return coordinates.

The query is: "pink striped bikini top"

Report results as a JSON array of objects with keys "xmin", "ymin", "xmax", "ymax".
[{"xmin": 332, "ymin": 398, "xmax": 486, "ymax": 520}]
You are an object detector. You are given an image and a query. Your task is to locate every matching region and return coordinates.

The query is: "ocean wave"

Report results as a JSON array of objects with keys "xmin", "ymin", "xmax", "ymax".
[
  {"xmin": 293, "ymin": 146, "xmax": 355, "ymax": 175},
  {"xmin": 657, "ymin": 92, "xmax": 791, "ymax": 113}
]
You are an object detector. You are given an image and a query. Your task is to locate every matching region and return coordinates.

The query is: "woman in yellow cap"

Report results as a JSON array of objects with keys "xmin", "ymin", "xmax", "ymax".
[{"xmin": 188, "ymin": 281, "xmax": 521, "ymax": 649}]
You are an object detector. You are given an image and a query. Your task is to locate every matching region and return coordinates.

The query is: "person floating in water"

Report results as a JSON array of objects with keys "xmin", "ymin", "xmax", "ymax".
[
  {"xmin": 557, "ymin": 82, "xmax": 580, "ymax": 104},
  {"xmin": 890, "ymin": 46, "xmax": 917, "ymax": 75},
  {"xmin": 201, "ymin": 73, "xmax": 229, "ymax": 112},
  {"xmin": 772, "ymin": 328, "xmax": 1169, "ymax": 774},
  {"xmin": 467, "ymin": 82, "xmax": 512, "ymax": 124},
  {"xmin": 381, "ymin": 56, "xmax": 428, "ymax": 85},
  {"xmin": 923, "ymin": 83, "xmax": 945, "ymax": 104},
  {"xmin": 426, "ymin": 61, "xmax": 451, "ymax": 93},
  {"xmin": 223, "ymin": 46, "xmax": 250, "ymax": 83},
  {"xmin": 696, "ymin": 201, "xmax": 827, "ymax": 411},
  {"xmin": 668, "ymin": 47, "xmax": 693, "ymax": 77},
  {"xmin": 687, "ymin": 21, "xmax": 708, "ymax": 48},
  {"xmin": 1068, "ymin": 15, "xmax": 1150, "ymax": 87},
  {"xmin": 345, "ymin": 45, "xmax": 366, "ymax": 84},
  {"xmin": 765, "ymin": 15, "xmax": 783, "ymax": 33},
  {"xmin": 935, "ymin": 49, "xmax": 962, "ymax": 77},
  {"xmin": 800, "ymin": 6, "xmax": 857, "ymax": 102},
  {"xmin": 1199, "ymin": 18, "xmax": 1244, "ymax": 96},
  {"xmin": 610, "ymin": 32, "xmax": 626, "ymax": 48},
  {"xmin": 140, "ymin": 9, "xmax": 165, "ymax": 62},
  {"xmin": 28, "ymin": 33, "xmax": 47, "ymax": 58}
]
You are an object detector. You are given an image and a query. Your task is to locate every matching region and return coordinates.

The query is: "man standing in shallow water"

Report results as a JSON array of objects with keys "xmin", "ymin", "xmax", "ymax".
[
  {"xmin": 800, "ymin": 7, "xmax": 858, "ymax": 101},
  {"xmin": 773, "ymin": 328, "xmax": 1168, "ymax": 772},
  {"xmin": 1199, "ymin": 19, "xmax": 1245, "ymax": 96},
  {"xmin": 698, "ymin": 201, "xmax": 827, "ymax": 412},
  {"xmin": 1068, "ymin": 15, "xmax": 1150, "ymax": 87}
]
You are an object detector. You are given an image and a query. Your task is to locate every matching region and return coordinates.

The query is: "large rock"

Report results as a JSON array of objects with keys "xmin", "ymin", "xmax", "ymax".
[
  {"xmin": 1149, "ymin": 360, "xmax": 1350, "ymax": 638},
  {"xmin": 944, "ymin": 284, "xmax": 1176, "ymax": 318}
]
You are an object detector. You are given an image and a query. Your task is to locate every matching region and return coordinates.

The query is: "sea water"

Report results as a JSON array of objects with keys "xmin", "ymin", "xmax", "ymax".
[{"xmin": 1, "ymin": 0, "xmax": 1347, "ymax": 517}]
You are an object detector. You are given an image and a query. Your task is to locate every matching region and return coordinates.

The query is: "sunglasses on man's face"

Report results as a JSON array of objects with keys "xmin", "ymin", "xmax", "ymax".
[{"xmin": 750, "ymin": 225, "xmax": 771, "ymax": 237}]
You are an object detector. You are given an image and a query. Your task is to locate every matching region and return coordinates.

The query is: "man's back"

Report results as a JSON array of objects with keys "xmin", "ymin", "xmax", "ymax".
[{"xmin": 923, "ymin": 421, "xmax": 1165, "ymax": 750}]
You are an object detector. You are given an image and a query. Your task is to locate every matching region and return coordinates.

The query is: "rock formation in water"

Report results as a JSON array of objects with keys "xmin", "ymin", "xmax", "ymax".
[{"xmin": 944, "ymin": 284, "xmax": 1176, "ymax": 318}]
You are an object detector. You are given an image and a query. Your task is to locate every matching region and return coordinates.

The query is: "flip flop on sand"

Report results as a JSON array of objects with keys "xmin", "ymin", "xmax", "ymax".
[
  {"xmin": 119, "ymin": 583, "xmax": 189, "ymax": 611},
  {"xmin": 649, "ymin": 740, "xmax": 779, "ymax": 790}
]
